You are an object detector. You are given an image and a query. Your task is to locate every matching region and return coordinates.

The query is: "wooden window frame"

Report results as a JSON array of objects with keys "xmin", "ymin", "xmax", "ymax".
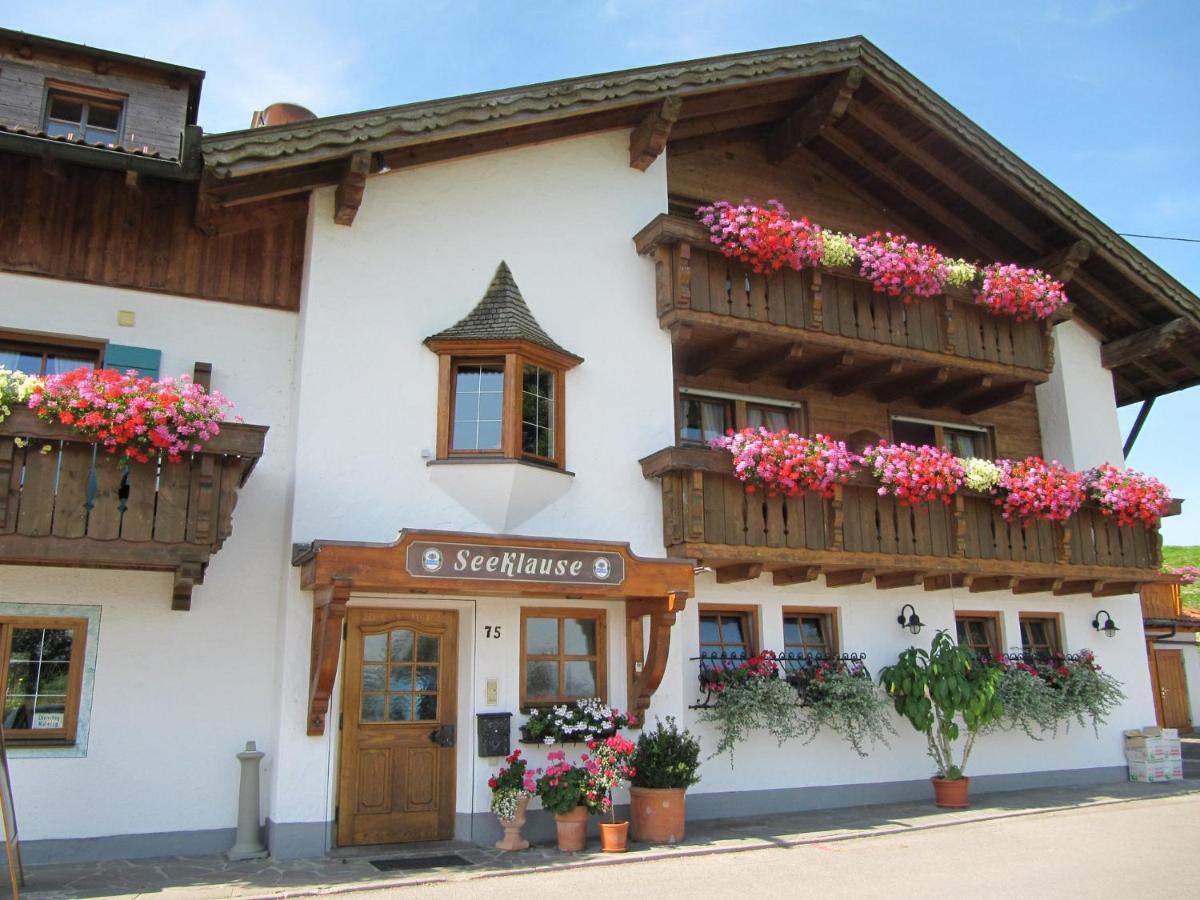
[
  {"xmin": 0, "ymin": 327, "xmax": 105, "ymax": 377},
  {"xmin": 698, "ymin": 603, "xmax": 760, "ymax": 658},
  {"xmin": 432, "ymin": 342, "xmax": 574, "ymax": 470},
  {"xmin": 1019, "ymin": 612, "xmax": 1064, "ymax": 656},
  {"xmin": 519, "ymin": 607, "xmax": 607, "ymax": 709},
  {"xmin": 677, "ymin": 387, "xmax": 805, "ymax": 447},
  {"xmin": 41, "ymin": 82, "xmax": 127, "ymax": 144},
  {"xmin": 955, "ymin": 611, "xmax": 1003, "ymax": 657},
  {"xmin": 782, "ymin": 606, "xmax": 840, "ymax": 658},
  {"xmin": 890, "ymin": 414, "xmax": 993, "ymax": 458},
  {"xmin": 0, "ymin": 616, "xmax": 88, "ymax": 745}
]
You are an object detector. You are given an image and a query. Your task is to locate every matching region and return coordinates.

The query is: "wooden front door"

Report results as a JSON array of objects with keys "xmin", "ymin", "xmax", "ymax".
[
  {"xmin": 1156, "ymin": 649, "xmax": 1193, "ymax": 733},
  {"xmin": 337, "ymin": 608, "xmax": 458, "ymax": 846}
]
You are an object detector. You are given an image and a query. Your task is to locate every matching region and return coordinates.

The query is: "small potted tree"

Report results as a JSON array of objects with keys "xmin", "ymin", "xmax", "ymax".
[
  {"xmin": 878, "ymin": 630, "xmax": 1004, "ymax": 808},
  {"xmin": 628, "ymin": 717, "xmax": 701, "ymax": 842},
  {"xmin": 588, "ymin": 734, "xmax": 637, "ymax": 852}
]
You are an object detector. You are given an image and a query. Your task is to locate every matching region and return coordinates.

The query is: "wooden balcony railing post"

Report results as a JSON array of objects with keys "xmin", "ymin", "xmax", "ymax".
[
  {"xmin": 940, "ymin": 296, "xmax": 955, "ymax": 355},
  {"xmin": 676, "ymin": 242, "xmax": 693, "ymax": 310},
  {"xmin": 1042, "ymin": 320, "xmax": 1056, "ymax": 370},
  {"xmin": 1054, "ymin": 521, "xmax": 1072, "ymax": 565},
  {"xmin": 952, "ymin": 494, "xmax": 967, "ymax": 558},
  {"xmin": 809, "ymin": 270, "xmax": 823, "ymax": 331},
  {"xmin": 686, "ymin": 471, "xmax": 706, "ymax": 543},
  {"xmin": 654, "ymin": 245, "xmax": 673, "ymax": 316},
  {"xmin": 0, "ymin": 438, "xmax": 14, "ymax": 532},
  {"xmin": 829, "ymin": 483, "xmax": 845, "ymax": 552}
]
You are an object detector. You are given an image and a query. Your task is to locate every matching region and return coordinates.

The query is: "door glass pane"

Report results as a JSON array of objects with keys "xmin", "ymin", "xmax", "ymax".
[
  {"xmin": 417, "ymin": 635, "xmax": 439, "ymax": 662},
  {"xmin": 564, "ymin": 661, "xmax": 597, "ymax": 698},
  {"xmin": 564, "ymin": 618, "xmax": 596, "ymax": 656},
  {"xmin": 525, "ymin": 661, "xmax": 558, "ymax": 700},
  {"xmin": 363, "ymin": 633, "xmax": 386, "ymax": 662},
  {"xmin": 361, "ymin": 694, "xmax": 385, "ymax": 722},
  {"xmin": 389, "ymin": 630, "xmax": 414, "ymax": 662},
  {"xmin": 526, "ymin": 618, "xmax": 558, "ymax": 655},
  {"xmin": 362, "ymin": 664, "xmax": 385, "ymax": 691},
  {"xmin": 388, "ymin": 666, "xmax": 413, "ymax": 691},
  {"xmin": 415, "ymin": 666, "xmax": 438, "ymax": 691},
  {"xmin": 388, "ymin": 695, "xmax": 412, "ymax": 722},
  {"xmin": 415, "ymin": 695, "xmax": 438, "ymax": 721}
]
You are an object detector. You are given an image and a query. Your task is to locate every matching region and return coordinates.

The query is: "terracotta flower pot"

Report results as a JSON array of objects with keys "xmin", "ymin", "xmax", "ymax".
[
  {"xmin": 494, "ymin": 795, "xmax": 530, "ymax": 852},
  {"xmin": 599, "ymin": 820, "xmax": 629, "ymax": 853},
  {"xmin": 554, "ymin": 805, "xmax": 589, "ymax": 852},
  {"xmin": 931, "ymin": 776, "xmax": 970, "ymax": 809},
  {"xmin": 629, "ymin": 786, "xmax": 687, "ymax": 843}
]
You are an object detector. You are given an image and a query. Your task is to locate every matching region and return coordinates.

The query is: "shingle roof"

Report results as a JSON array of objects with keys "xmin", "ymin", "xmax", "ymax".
[{"xmin": 425, "ymin": 262, "xmax": 580, "ymax": 361}]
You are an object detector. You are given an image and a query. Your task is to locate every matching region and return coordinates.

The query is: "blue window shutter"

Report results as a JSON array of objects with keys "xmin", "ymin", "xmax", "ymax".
[{"xmin": 103, "ymin": 344, "xmax": 161, "ymax": 379}]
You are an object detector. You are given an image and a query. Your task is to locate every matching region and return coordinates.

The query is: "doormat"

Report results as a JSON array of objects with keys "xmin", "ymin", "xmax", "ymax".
[{"xmin": 368, "ymin": 854, "xmax": 474, "ymax": 872}]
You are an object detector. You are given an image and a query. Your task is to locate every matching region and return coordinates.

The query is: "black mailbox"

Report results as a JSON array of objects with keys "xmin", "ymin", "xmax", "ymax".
[{"xmin": 476, "ymin": 712, "xmax": 512, "ymax": 758}]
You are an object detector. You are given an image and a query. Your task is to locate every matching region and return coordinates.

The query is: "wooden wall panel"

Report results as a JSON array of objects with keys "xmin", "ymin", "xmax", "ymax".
[{"xmin": 0, "ymin": 153, "xmax": 305, "ymax": 311}]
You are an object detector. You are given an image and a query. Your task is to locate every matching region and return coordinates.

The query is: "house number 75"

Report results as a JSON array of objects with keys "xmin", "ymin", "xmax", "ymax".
[{"xmin": 484, "ymin": 625, "xmax": 502, "ymax": 639}]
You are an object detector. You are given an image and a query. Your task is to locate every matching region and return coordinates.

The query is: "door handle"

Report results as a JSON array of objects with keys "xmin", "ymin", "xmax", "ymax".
[{"xmin": 430, "ymin": 724, "xmax": 456, "ymax": 747}]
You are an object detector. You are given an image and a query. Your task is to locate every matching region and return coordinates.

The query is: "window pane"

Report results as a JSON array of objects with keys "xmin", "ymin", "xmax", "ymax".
[
  {"xmin": 36, "ymin": 662, "xmax": 69, "ymax": 695},
  {"xmin": 681, "ymin": 397, "xmax": 732, "ymax": 444},
  {"xmin": 3, "ymin": 697, "xmax": 32, "ymax": 729},
  {"xmin": 86, "ymin": 103, "xmax": 121, "ymax": 130},
  {"xmin": 415, "ymin": 666, "xmax": 438, "ymax": 691},
  {"xmin": 43, "ymin": 355, "xmax": 95, "ymax": 376},
  {"xmin": 5, "ymin": 663, "xmax": 33, "ymax": 696},
  {"xmin": 44, "ymin": 121, "xmax": 78, "ymax": 138},
  {"xmin": 564, "ymin": 618, "xmax": 596, "ymax": 656},
  {"xmin": 454, "ymin": 392, "xmax": 479, "ymax": 423},
  {"xmin": 476, "ymin": 420, "xmax": 502, "ymax": 450},
  {"xmin": 361, "ymin": 694, "xmax": 385, "ymax": 722},
  {"xmin": 452, "ymin": 364, "xmax": 504, "ymax": 451},
  {"xmin": 48, "ymin": 96, "xmax": 84, "ymax": 124},
  {"xmin": 525, "ymin": 661, "xmax": 558, "ymax": 700},
  {"xmin": 526, "ymin": 617, "xmax": 558, "ymax": 655},
  {"xmin": 783, "ymin": 618, "xmax": 802, "ymax": 646},
  {"xmin": 801, "ymin": 620, "xmax": 824, "ymax": 646},
  {"xmin": 390, "ymin": 630, "xmax": 414, "ymax": 662},
  {"xmin": 417, "ymin": 635, "xmax": 439, "ymax": 662},
  {"xmin": 522, "ymin": 364, "xmax": 555, "ymax": 459},
  {"xmin": 0, "ymin": 350, "xmax": 43, "ymax": 374},
  {"xmin": 415, "ymin": 694, "xmax": 438, "ymax": 721},
  {"xmin": 720, "ymin": 616, "xmax": 745, "ymax": 645},
  {"xmin": 944, "ymin": 429, "xmax": 979, "ymax": 457},
  {"xmin": 747, "ymin": 404, "xmax": 791, "ymax": 432},
  {"xmin": 955, "ymin": 620, "xmax": 969, "ymax": 645},
  {"xmin": 362, "ymin": 664, "xmax": 385, "ymax": 692},
  {"xmin": 84, "ymin": 126, "xmax": 119, "ymax": 144},
  {"xmin": 893, "ymin": 419, "xmax": 936, "ymax": 446},
  {"xmin": 699, "ymin": 616, "xmax": 721, "ymax": 645},
  {"xmin": 9, "ymin": 629, "xmax": 40, "ymax": 662},
  {"xmin": 388, "ymin": 666, "xmax": 413, "ymax": 691},
  {"xmin": 363, "ymin": 633, "xmax": 386, "ymax": 662},
  {"xmin": 564, "ymin": 661, "xmax": 597, "ymax": 698},
  {"xmin": 388, "ymin": 694, "xmax": 412, "ymax": 722}
]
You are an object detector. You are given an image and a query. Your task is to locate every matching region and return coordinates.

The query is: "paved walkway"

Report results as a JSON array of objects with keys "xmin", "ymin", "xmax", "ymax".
[{"xmin": 16, "ymin": 774, "xmax": 1200, "ymax": 900}]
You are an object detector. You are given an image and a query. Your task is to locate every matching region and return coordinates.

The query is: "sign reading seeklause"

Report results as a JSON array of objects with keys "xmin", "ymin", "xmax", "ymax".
[{"xmin": 406, "ymin": 540, "xmax": 625, "ymax": 586}]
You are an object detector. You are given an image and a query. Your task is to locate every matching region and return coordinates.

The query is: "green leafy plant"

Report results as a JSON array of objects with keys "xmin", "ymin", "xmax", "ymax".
[
  {"xmin": 878, "ymin": 631, "xmax": 1004, "ymax": 779},
  {"xmin": 988, "ymin": 649, "xmax": 1126, "ymax": 738},
  {"xmin": 790, "ymin": 662, "xmax": 895, "ymax": 758},
  {"xmin": 989, "ymin": 667, "xmax": 1060, "ymax": 739},
  {"xmin": 630, "ymin": 717, "xmax": 702, "ymax": 789},
  {"xmin": 699, "ymin": 676, "xmax": 804, "ymax": 764}
]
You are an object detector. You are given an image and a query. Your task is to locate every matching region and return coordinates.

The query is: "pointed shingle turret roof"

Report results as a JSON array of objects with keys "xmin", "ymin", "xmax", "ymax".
[{"xmin": 425, "ymin": 262, "xmax": 581, "ymax": 362}]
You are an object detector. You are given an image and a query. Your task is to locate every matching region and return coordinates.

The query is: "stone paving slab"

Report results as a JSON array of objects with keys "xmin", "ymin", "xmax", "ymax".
[{"xmin": 17, "ymin": 778, "xmax": 1200, "ymax": 900}]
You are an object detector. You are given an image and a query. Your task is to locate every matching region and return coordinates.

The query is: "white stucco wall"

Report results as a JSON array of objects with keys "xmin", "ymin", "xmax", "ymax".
[
  {"xmin": 1036, "ymin": 319, "xmax": 1125, "ymax": 469},
  {"xmin": 268, "ymin": 130, "xmax": 673, "ymax": 833},
  {"xmin": 0, "ymin": 274, "xmax": 298, "ymax": 846}
]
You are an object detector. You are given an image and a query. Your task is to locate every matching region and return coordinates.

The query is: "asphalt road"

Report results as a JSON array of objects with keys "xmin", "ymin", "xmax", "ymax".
[{"xmin": 360, "ymin": 792, "xmax": 1198, "ymax": 899}]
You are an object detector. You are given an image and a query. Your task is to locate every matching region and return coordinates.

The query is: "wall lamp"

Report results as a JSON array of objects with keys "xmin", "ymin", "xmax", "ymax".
[
  {"xmin": 1092, "ymin": 609, "xmax": 1119, "ymax": 638},
  {"xmin": 897, "ymin": 603, "xmax": 924, "ymax": 635}
]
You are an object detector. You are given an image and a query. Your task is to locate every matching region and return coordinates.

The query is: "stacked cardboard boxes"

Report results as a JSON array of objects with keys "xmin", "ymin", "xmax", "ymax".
[{"xmin": 1125, "ymin": 727, "xmax": 1183, "ymax": 782}]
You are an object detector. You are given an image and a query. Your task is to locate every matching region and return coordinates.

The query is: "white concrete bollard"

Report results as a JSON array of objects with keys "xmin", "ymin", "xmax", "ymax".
[{"xmin": 227, "ymin": 741, "xmax": 269, "ymax": 861}]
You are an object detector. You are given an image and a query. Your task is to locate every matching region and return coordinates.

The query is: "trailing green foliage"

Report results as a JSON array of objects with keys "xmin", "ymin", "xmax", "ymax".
[
  {"xmin": 988, "ymin": 650, "xmax": 1126, "ymax": 738},
  {"xmin": 789, "ymin": 666, "xmax": 895, "ymax": 758},
  {"xmin": 699, "ymin": 677, "xmax": 806, "ymax": 764},
  {"xmin": 630, "ymin": 717, "xmax": 702, "ymax": 789},
  {"xmin": 878, "ymin": 631, "xmax": 1004, "ymax": 779}
]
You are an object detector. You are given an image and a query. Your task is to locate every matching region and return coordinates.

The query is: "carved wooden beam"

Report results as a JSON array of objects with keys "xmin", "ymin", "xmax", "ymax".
[
  {"xmin": 772, "ymin": 565, "xmax": 820, "ymax": 586},
  {"xmin": 308, "ymin": 578, "xmax": 352, "ymax": 736},
  {"xmin": 1034, "ymin": 240, "xmax": 1092, "ymax": 284},
  {"xmin": 964, "ymin": 574, "xmax": 1013, "ymax": 593},
  {"xmin": 680, "ymin": 332, "xmax": 750, "ymax": 376},
  {"xmin": 876, "ymin": 367, "xmax": 948, "ymax": 402},
  {"xmin": 1101, "ymin": 318, "xmax": 1191, "ymax": 370},
  {"xmin": 832, "ymin": 360, "xmax": 903, "ymax": 397},
  {"xmin": 825, "ymin": 568, "xmax": 873, "ymax": 588},
  {"xmin": 959, "ymin": 381, "xmax": 1032, "ymax": 415},
  {"xmin": 918, "ymin": 375, "xmax": 991, "ymax": 410},
  {"xmin": 172, "ymin": 559, "xmax": 205, "ymax": 611},
  {"xmin": 1012, "ymin": 577, "xmax": 1061, "ymax": 595},
  {"xmin": 766, "ymin": 67, "xmax": 863, "ymax": 164},
  {"xmin": 714, "ymin": 563, "xmax": 763, "ymax": 584},
  {"xmin": 334, "ymin": 151, "xmax": 371, "ymax": 226},
  {"xmin": 735, "ymin": 343, "xmax": 802, "ymax": 383},
  {"xmin": 875, "ymin": 570, "xmax": 926, "ymax": 590},
  {"xmin": 627, "ymin": 592, "xmax": 686, "ymax": 723},
  {"xmin": 629, "ymin": 96, "xmax": 683, "ymax": 171},
  {"xmin": 1053, "ymin": 579, "xmax": 1100, "ymax": 596},
  {"xmin": 1093, "ymin": 580, "xmax": 1141, "ymax": 598},
  {"xmin": 786, "ymin": 351, "xmax": 855, "ymax": 389},
  {"xmin": 923, "ymin": 573, "xmax": 966, "ymax": 592},
  {"xmin": 195, "ymin": 169, "xmax": 222, "ymax": 236}
]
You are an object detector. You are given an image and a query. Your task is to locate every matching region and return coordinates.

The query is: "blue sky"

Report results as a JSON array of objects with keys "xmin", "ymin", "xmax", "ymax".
[{"xmin": 8, "ymin": 1, "xmax": 1199, "ymax": 541}]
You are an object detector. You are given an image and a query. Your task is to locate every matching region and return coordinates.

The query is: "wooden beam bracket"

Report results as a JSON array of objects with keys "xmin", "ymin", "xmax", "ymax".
[
  {"xmin": 333, "ymin": 151, "xmax": 371, "ymax": 226},
  {"xmin": 629, "ymin": 96, "xmax": 683, "ymax": 171},
  {"xmin": 172, "ymin": 559, "xmax": 205, "ymax": 611},
  {"xmin": 308, "ymin": 578, "xmax": 352, "ymax": 736},
  {"xmin": 875, "ymin": 570, "xmax": 927, "ymax": 590},
  {"xmin": 1101, "ymin": 318, "xmax": 1191, "ymax": 370},
  {"xmin": 825, "ymin": 567, "xmax": 873, "ymax": 588},
  {"xmin": 714, "ymin": 563, "xmax": 763, "ymax": 584},
  {"xmin": 766, "ymin": 67, "xmax": 863, "ymax": 164},
  {"xmin": 627, "ymin": 592, "xmax": 686, "ymax": 723},
  {"xmin": 772, "ymin": 565, "xmax": 820, "ymax": 586}
]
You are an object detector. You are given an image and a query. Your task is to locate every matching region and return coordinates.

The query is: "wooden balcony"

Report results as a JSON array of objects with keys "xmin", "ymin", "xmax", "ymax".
[
  {"xmin": 641, "ymin": 446, "xmax": 1163, "ymax": 595},
  {"xmin": 634, "ymin": 215, "xmax": 1055, "ymax": 411},
  {"xmin": 0, "ymin": 407, "xmax": 268, "ymax": 609}
]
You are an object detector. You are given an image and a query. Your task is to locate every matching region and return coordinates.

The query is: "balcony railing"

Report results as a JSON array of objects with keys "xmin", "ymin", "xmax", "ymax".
[
  {"xmin": 0, "ymin": 407, "xmax": 267, "ymax": 609},
  {"xmin": 641, "ymin": 446, "xmax": 1161, "ymax": 594},
  {"xmin": 635, "ymin": 215, "xmax": 1055, "ymax": 410}
]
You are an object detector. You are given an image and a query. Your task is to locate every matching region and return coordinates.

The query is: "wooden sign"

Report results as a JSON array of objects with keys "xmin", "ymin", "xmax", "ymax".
[
  {"xmin": 406, "ymin": 540, "xmax": 625, "ymax": 586},
  {"xmin": 0, "ymin": 726, "xmax": 23, "ymax": 898}
]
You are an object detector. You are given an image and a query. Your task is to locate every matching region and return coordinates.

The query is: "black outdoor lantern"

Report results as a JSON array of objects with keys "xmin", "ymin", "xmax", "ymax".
[
  {"xmin": 897, "ymin": 603, "xmax": 924, "ymax": 635},
  {"xmin": 1092, "ymin": 609, "xmax": 1120, "ymax": 638}
]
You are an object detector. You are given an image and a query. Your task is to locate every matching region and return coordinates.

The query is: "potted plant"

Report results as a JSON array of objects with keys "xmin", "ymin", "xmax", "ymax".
[
  {"xmin": 535, "ymin": 750, "xmax": 606, "ymax": 852},
  {"xmin": 487, "ymin": 749, "xmax": 538, "ymax": 851},
  {"xmin": 521, "ymin": 698, "xmax": 634, "ymax": 746},
  {"xmin": 878, "ymin": 631, "xmax": 1004, "ymax": 808},
  {"xmin": 698, "ymin": 651, "xmax": 805, "ymax": 762},
  {"xmin": 587, "ymin": 734, "xmax": 637, "ymax": 852},
  {"xmin": 629, "ymin": 717, "xmax": 701, "ymax": 843}
]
